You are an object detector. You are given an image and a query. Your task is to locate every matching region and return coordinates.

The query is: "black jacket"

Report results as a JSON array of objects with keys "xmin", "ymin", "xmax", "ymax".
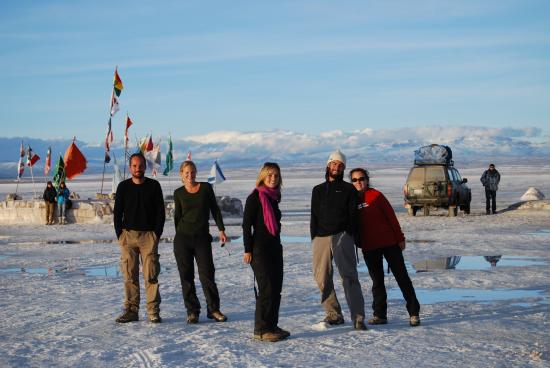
[
  {"xmin": 310, "ymin": 179, "xmax": 358, "ymax": 239},
  {"xmin": 242, "ymin": 190, "xmax": 281, "ymax": 253},
  {"xmin": 114, "ymin": 177, "xmax": 165, "ymax": 239},
  {"xmin": 43, "ymin": 186, "xmax": 57, "ymax": 203}
]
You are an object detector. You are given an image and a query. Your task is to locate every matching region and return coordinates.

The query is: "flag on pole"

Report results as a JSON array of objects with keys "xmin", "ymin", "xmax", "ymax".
[
  {"xmin": 207, "ymin": 160, "xmax": 226, "ymax": 185},
  {"xmin": 104, "ymin": 117, "xmax": 113, "ymax": 163},
  {"xmin": 186, "ymin": 150, "xmax": 192, "ymax": 161},
  {"xmin": 163, "ymin": 136, "xmax": 173, "ymax": 176},
  {"xmin": 113, "ymin": 68, "xmax": 124, "ymax": 96},
  {"xmin": 17, "ymin": 141, "xmax": 25, "ymax": 179},
  {"xmin": 26, "ymin": 145, "xmax": 40, "ymax": 167},
  {"xmin": 52, "ymin": 155, "xmax": 65, "ymax": 189},
  {"xmin": 125, "ymin": 114, "xmax": 133, "ymax": 145},
  {"xmin": 110, "ymin": 90, "xmax": 119, "ymax": 117},
  {"xmin": 64, "ymin": 140, "xmax": 87, "ymax": 180},
  {"xmin": 44, "ymin": 146, "xmax": 52, "ymax": 176}
]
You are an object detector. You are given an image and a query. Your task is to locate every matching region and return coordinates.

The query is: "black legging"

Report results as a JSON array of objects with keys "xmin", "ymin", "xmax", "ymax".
[
  {"xmin": 363, "ymin": 245, "xmax": 420, "ymax": 319},
  {"xmin": 251, "ymin": 242, "xmax": 283, "ymax": 334},
  {"xmin": 173, "ymin": 233, "xmax": 221, "ymax": 315}
]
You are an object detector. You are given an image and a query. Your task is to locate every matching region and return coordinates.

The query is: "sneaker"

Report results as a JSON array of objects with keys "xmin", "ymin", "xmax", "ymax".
[
  {"xmin": 253, "ymin": 330, "xmax": 286, "ymax": 342},
  {"xmin": 410, "ymin": 315, "xmax": 421, "ymax": 327},
  {"xmin": 367, "ymin": 316, "xmax": 388, "ymax": 325},
  {"xmin": 149, "ymin": 314, "xmax": 162, "ymax": 323},
  {"xmin": 323, "ymin": 314, "xmax": 345, "ymax": 325},
  {"xmin": 116, "ymin": 309, "xmax": 139, "ymax": 323},
  {"xmin": 274, "ymin": 326, "xmax": 291, "ymax": 338},
  {"xmin": 207, "ymin": 310, "xmax": 227, "ymax": 322},
  {"xmin": 187, "ymin": 313, "xmax": 199, "ymax": 324},
  {"xmin": 354, "ymin": 317, "xmax": 367, "ymax": 331}
]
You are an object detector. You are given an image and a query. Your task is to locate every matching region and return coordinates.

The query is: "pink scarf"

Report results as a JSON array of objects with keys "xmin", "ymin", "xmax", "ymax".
[{"xmin": 255, "ymin": 186, "xmax": 280, "ymax": 236}]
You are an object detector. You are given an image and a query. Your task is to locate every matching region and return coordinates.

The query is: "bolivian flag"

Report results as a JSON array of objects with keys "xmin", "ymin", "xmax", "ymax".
[{"xmin": 113, "ymin": 68, "xmax": 123, "ymax": 97}]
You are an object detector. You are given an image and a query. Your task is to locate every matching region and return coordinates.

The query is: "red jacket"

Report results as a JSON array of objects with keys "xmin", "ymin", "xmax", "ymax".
[{"xmin": 358, "ymin": 188, "xmax": 405, "ymax": 251}]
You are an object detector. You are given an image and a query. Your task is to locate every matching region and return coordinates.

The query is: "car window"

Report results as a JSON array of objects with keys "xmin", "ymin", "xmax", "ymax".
[
  {"xmin": 452, "ymin": 169, "xmax": 462, "ymax": 181},
  {"xmin": 407, "ymin": 168, "xmax": 425, "ymax": 185},
  {"xmin": 447, "ymin": 168, "xmax": 455, "ymax": 181},
  {"xmin": 425, "ymin": 166, "xmax": 446, "ymax": 182}
]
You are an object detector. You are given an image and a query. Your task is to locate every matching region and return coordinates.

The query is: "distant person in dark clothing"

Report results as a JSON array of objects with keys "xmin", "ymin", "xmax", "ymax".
[
  {"xmin": 243, "ymin": 162, "xmax": 290, "ymax": 342},
  {"xmin": 173, "ymin": 160, "xmax": 227, "ymax": 324},
  {"xmin": 310, "ymin": 150, "xmax": 366, "ymax": 330},
  {"xmin": 480, "ymin": 163, "xmax": 501, "ymax": 214},
  {"xmin": 351, "ymin": 168, "xmax": 420, "ymax": 327},
  {"xmin": 43, "ymin": 181, "xmax": 57, "ymax": 225},
  {"xmin": 114, "ymin": 153, "xmax": 165, "ymax": 324}
]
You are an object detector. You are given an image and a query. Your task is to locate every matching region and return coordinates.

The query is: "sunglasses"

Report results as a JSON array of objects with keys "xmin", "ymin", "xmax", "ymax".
[{"xmin": 351, "ymin": 177, "xmax": 366, "ymax": 183}]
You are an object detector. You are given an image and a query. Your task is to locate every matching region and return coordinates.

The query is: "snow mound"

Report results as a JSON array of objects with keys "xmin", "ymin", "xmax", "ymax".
[
  {"xmin": 311, "ymin": 321, "xmax": 329, "ymax": 331},
  {"xmin": 520, "ymin": 187, "xmax": 545, "ymax": 201}
]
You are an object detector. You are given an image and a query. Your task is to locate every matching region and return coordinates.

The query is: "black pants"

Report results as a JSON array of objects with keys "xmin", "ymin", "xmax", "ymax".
[
  {"xmin": 173, "ymin": 233, "xmax": 221, "ymax": 315},
  {"xmin": 251, "ymin": 242, "xmax": 283, "ymax": 334},
  {"xmin": 363, "ymin": 245, "xmax": 420, "ymax": 319},
  {"xmin": 485, "ymin": 188, "xmax": 497, "ymax": 214}
]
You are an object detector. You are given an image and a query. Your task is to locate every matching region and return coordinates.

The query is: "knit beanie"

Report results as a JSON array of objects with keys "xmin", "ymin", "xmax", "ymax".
[{"xmin": 327, "ymin": 149, "xmax": 346, "ymax": 168}]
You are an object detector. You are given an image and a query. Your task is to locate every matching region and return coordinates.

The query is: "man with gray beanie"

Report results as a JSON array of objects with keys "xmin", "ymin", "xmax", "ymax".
[{"xmin": 310, "ymin": 149, "xmax": 366, "ymax": 330}]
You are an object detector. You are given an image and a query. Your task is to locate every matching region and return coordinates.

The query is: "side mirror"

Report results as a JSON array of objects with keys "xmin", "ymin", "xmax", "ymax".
[{"xmin": 462, "ymin": 178, "xmax": 468, "ymax": 183}]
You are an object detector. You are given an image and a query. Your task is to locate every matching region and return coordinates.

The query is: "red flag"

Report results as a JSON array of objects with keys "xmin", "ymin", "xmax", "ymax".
[
  {"xmin": 125, "ymin": 115, "xmax": 133, "ymax": 145},
  {"xmin": 146, "ymin": 135, "xmax": 154, "ymax": 152},
  {"xmin": 64, "ymin": 140, "xmax": 87, "ymax": 180},
  {"xmin": 26, "ymin": 145, "xmax": 40, "ymax": 167},
  {"xmin": 44, "ymin": 146, "xmax": 52, "ymax": 175}
]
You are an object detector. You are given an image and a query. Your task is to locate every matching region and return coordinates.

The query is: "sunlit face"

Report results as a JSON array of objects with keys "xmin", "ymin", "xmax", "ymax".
[
  {"xmin": 351, "ymin": 171, "xmax": 368, "ymax": 192},
  {"xmin": 130, "ymin": 156, "xmax": 145, "ymax": 179},
  {"xmin": 180, "ymin": 166, "xmax": 196, "ymax": 184},
  {"xmin": 328, "ymin": 160, "xmax": 345, "ymax": 178},
  {"xmin": 263, "ymin": 168, "xmax": 280, "ymax": 189}
]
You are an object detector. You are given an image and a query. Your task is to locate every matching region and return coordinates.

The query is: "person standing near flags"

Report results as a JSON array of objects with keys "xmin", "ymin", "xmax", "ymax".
[
  {"xmin": 114, "ymin": 153, "xmax": 165, "ymax": 324},
  {"xmin": 56, "ymin": 181, "xmax": 70, "ymax": 225},
  {"xmin": 242, "ymin": 162, "xmax": 290, "ymax": 342},
  {"xmin": 173, "ymin": 160, "xmax": 228, "ymax": 324},
  {"xmin": 42, "ymin": 181, "xmax": 57, "ymax": 225}
]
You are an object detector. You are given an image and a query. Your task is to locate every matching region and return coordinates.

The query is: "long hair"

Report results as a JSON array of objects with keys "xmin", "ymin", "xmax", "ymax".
[{"xmin": 256, "ymin": 162, "xmax": 282, "ymax": 189}]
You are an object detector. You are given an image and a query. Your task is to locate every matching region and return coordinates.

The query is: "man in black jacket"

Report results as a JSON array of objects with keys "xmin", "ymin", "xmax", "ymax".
[
  {"xmin": 114, "ymin": 153, "xmax": 165, "ymax": 323},
  {"xmin": 310, "ymin": 150, "xmax": 366, "ymax": 330},
  {"xmin": 42, "ymin": 181, "xmax": 57, "ymax": 225}
]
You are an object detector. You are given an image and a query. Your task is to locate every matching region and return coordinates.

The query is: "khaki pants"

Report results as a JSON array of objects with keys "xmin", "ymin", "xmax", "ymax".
[
  {"xmin": 45, "ymin": 202, "xmax": 55, "ymax": 224},
  {"xmin": 119, "ymin": 230, "xmax": 161, "ymax": 315},
  {"xmin": 312, "ymin": 232, "xmax": 365, "ymax": 321}
]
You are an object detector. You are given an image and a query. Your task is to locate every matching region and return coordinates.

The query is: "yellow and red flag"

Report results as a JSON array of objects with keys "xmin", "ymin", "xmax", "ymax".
[{"xmin": 113, "ymin": 68, "xmax": 123, "ymax": 97}]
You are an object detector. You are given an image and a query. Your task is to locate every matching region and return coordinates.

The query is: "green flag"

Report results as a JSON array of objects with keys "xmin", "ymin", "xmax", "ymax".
[
  {"xmin": 52, "ymin": 155, "xmax": 66, "ymax": 189},
  {"xmin": 163, "ymin": 136, "xmax": 173, "ymax": 176}
]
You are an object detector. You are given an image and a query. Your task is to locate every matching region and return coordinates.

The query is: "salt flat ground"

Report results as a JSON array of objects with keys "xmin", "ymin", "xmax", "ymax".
[{"xmin": 0, "ymin": 164, "xmax": 549, "ymax": 367}]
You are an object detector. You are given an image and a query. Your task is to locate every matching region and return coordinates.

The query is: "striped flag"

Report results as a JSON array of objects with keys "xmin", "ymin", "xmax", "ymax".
[
  {"xmin": 207, "ymin": 160, "xmax": 226, "ymax": 185},
  {"xmin": 113, "ymin": 68, "xmax": 123, "ymax": 96},
  {"xmin": 17, "ymin": 141, "xmax": 25, "ymax": 179},
  {"xmin": 26, "ymin": 145, "xmax": 40, "ymax": 167},
  {"xmin": 110, "ymin": 90, "xmax": 119, "ymax": 116},
  {"xmin": 44, "ymin": 146, "xmax": 52, "ymax": 176}
]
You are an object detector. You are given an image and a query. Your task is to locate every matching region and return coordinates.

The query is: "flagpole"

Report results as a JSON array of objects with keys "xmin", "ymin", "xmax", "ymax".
[{"xmin": 29, "ymin": 164, "xmax": 37, "ymax": 199}]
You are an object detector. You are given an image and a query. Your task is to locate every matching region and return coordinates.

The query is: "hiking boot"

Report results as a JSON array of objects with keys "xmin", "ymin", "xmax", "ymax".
[
  {"xmin": 253, "ymin": 330, "xmax": 285, "ymax": 342},
  {"xmin": 187, "ymin": 313, "xmax": 199, "ymax": 324},
  {"xmin": 207, "ymin": 310, "xmax": 227, "ymax": 322},
  {"xmin": 354, "ymin": 317, "xmax": 367, "ymax": 331},
  {"xmin": 275, "ymin": 326, "xmax": 291, "ymax": 338},
  {"xmin": 116, "ymin": 309, "xmax": 139, "ymax": 323},
  {"xmin": 323, "ymin": 314, "xmax": 345, "ymax": 325},
  {"xmin": 367, "ymin": 316, "xmax": 388, "ymax": 325},
  {"xmin": 410, "ymin": 315, "xmax": 421, "ymax": 327},
  {"xmin": 149, "ymin": 314, "xmax": 162, "ymax": 323}
]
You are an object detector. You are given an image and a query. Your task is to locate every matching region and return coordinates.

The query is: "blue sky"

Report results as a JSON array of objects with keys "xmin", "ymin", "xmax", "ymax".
[{"xmin": 1, "ymin": 0, "xmax": 549, "ymax": 144}]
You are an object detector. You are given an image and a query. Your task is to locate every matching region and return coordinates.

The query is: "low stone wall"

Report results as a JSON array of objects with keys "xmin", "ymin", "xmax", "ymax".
[{"xmin": 0, "ymin": 196, "xmax": 244, "ymax": 225}]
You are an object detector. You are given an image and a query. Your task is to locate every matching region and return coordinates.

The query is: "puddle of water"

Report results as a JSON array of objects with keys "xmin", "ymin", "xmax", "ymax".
[
  {"xmin": 228, "ymin": 235, "xmax": 311, "ymax": 244},
  {"xmin": 396, "ymin": 288, "xmax": 546, "ymax": 304},
  {"xmin": 527, "ymin": 229, "xmax": 550, "ymax": 237},
  {"xmin": 411, "ymin": 256, "xmax": 548, "ymax": 272},
  {"xmin": 0, "ymin": 264, "xmax": 171, "ymax": 277}
]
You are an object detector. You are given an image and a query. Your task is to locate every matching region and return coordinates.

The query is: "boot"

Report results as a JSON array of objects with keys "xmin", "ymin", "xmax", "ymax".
[
  {"xmin": 207, "ymin": 310, "xmax": 227, "ymax": 322},
  {"xmin": 116, "ymin": 309, "xmax": 139, "ymax": 323},
  {"xmin": 58, "ymin": 217, "xmax": 63, "ymax": 225}
]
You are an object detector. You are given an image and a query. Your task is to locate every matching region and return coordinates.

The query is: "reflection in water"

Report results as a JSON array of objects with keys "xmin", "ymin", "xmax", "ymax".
[
  {"xmin": 0, "ymin": 264, "xmax": 170, "ymax": 277},
  {"xmin": 413, "ymin": 256, "xmax": 461, "ymax": 272},
  {"xmin": 484, "ymin": 255, "xmax": 502, "ymax": 267},
  {"xmin": 389, "ymin": 288, "xmax": 545, "ymax": 304},
  {"xmin": 410, "ymin": 256, "xmax": 548, "ymax": 272}
]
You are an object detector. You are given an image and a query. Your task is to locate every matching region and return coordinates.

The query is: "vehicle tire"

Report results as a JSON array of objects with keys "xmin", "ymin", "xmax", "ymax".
[
  {"xmin": 448, "ymin": 206, "xmax": 457, "ymax": 217},
  {"xmin": 423, "ymin": 206, "xmax": 430, "ymax": 216}
]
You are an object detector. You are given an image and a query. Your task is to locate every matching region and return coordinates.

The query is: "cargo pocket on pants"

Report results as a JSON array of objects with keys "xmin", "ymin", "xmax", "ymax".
[{"xmin": 147, "ymin": 254, "xmax": 160, "ymax": 284}]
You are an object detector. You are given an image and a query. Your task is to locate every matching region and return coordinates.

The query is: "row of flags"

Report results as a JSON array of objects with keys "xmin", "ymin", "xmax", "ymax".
[{"xmin": 17, "ymin": 142, "xmax": 45, "ymax": 179}]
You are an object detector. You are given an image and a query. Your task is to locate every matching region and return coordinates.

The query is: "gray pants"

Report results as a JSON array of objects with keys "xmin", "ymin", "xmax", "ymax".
[{"xmin": 312, "ymin": 232, "xmax": 365, "ymax": 321}]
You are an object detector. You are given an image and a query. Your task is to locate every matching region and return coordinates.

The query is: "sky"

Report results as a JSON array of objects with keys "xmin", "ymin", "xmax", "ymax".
[{"xmin": 1, "ymin": 0, "xmax": 549, "ymax": 145}]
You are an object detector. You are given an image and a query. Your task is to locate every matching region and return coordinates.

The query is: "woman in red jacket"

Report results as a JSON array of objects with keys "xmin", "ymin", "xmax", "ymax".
[{"xmin": 350, "ymin": 168, "xmax": 420, "ymax": 327}]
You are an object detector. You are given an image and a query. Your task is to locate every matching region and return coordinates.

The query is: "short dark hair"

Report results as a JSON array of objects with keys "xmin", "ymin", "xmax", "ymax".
[{"xmin": 129, "ymin": 152, "xmax": 147, "ymax": 168}]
